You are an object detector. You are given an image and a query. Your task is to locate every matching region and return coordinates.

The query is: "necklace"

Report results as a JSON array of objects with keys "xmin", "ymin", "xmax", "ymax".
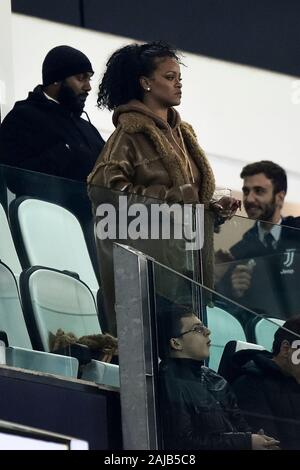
[{"xmin": 168, "ymin": 125, "xmax": 195, "ymax": 183}]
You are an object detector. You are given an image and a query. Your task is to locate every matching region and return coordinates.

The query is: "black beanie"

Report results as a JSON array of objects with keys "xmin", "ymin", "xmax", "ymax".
[{"xmin": 42, "ymin": 45, "xmax": 94, "ymax": 86}]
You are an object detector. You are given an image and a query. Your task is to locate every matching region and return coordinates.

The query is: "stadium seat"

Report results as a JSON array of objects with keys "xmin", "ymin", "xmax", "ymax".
[
  {"xmin": 19, "ymin": 267, "xmax": 119, "ymax": 386},
  {"xmin": 0, "ymin": 203, "xmax": 22, "ymax": 276},
  {"xmin": 218, "ymin": 339, "xmax": 265, "ymax": 383},
  {"xmin": 0, "ymin": 261, "xmax": 31, "ymax": 348},
  {"xmin": 206, "ymin": 305, "xmax": 246, "ymax": 371},
  {"xmin": 254, "ymin": 317, "xmax": 285, "ymax": 351},
  {"xmin": 81, "ymin": 360, "xmax": 119, "ymax": 388},
  {"xmin": 9, "ymin": 197, "xmax": 99, "ymax": 293},
  {"xmin": 19, "ymin": 267, "xmax": 102, "ymax": 352},
  {"xmin": 0, "ymin": 261, "xmax": 79, "ymax": 377},
  {"xmin": 6, "ymin": 346, "xmax": 79, "ymax": 378}
]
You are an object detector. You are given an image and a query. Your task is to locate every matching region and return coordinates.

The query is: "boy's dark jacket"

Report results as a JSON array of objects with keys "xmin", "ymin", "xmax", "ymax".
[{"xmin": 159, "ymin": 357, "xmax": 252, "ymax": 450}]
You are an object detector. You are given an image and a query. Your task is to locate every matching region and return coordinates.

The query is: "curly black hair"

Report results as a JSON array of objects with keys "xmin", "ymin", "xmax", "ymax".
[{"xmin": 97, "ymin": 41, "xmax": 180, "ymax": 110}]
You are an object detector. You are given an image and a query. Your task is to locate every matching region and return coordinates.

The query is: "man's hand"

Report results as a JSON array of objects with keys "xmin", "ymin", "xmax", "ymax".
[
  {"xmin": 251, "ymin": 433, "xmax": 281, "ymax": 450},
  {"xmin": 231, "ymin": 264, "xmax": 252, "ymax": 298}
]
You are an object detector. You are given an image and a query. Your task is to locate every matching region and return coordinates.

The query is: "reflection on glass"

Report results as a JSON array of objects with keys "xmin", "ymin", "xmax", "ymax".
[
  {"xmin": 0, "ymin": 164, "xmax": 119, "ymax": 387},
  {"xmin": 88, "ymin": 183, "xmax": 202, "ymax": 335},
  {"xmin": 213, "ymin": 213, "xmax": 300, "ymax": 322},
  {"xmin": 2, "ymin": 159, "xmax": 300, "ymax": 428},
  {"xmin": 153, "ymin": 261, "xmax": 300, "ymax": 450}
]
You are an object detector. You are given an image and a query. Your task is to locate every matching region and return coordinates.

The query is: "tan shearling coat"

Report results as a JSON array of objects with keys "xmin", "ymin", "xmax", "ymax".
[
  {"xmin": 88, "ymin": 100, "xmax": 215, "ymax": 204},
  {"xmin": 88, "ymin": 101, "xmax": 215, "ymax": 335}
]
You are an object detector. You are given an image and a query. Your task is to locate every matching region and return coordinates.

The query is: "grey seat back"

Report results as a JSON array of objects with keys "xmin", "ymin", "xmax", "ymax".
[
  {"xmin": 0, "ymin": 261, "xmax": 31, "ymax": 348},
  {"xmin": 0, "ymin": 203, "xmax": 22, "ymax": 276},
  {"xmin": 218, "ymin": 339, "xmax": 265, "ymax": 382},
  {"xmin": 255, "ymin": 317, "xmax": 285, "ymax": 351},
  {"xmin": 20, "ymin": 267, "xmax": 101, "ymax": 352},
  {"xmin": 207, "ymin": 305, "xmax": 246, "ymax": 371},
  {"xmin": 11, "ymin": 198, "xmax": 98, "ymax": 293}
]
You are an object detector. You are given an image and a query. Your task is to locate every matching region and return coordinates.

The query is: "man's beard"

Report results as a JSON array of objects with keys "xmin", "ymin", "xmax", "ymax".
[
  {"xmin": 245, "ymin": 195, "xmax": 276, "ymax": 222},
  {"xmin": 57, "ymin": 81, "xmax": 87, "ymax": 116}
]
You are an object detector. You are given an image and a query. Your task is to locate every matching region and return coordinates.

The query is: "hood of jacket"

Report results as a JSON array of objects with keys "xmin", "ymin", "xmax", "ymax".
[
  {"xmin": 112, "ymin": 99, "xmax": 181, "ymax": 132},
  {"xmin": 12, "ymin": 85, "xmax": 55, "ymax": 109},
  {"xmin": 21, "ymin": 85, "xmax": 91, "ymax": 121}
]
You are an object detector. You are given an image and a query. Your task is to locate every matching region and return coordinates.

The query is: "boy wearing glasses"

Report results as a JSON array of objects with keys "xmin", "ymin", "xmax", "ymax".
[{"xmin": 158, "ymin": 305, "xmax": 280, "ymax": 450}]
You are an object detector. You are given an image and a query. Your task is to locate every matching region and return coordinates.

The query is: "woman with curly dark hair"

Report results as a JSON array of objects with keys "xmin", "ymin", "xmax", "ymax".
[
  {"xmin": 88, "ymin": 41, "xmax": 239, "ymax": 334},
  {"xmin": 88, "ymin": 41, "xmax": 218, "ymax": 203}
]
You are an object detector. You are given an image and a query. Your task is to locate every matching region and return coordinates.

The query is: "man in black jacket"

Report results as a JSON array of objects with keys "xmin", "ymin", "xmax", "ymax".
[
  {"xmin": 232, "ymin": 316, "xmax": 300, "ymax": 450},
  {"xmin": 158, "ymin": 305, "xmax": 280, "ymax": 450},
  {"xmin": 216, "ymin": 161, "xmax": 300, "ymax": 320},
  {"xmin": 0, "ymin": 45, "xmax": 105, "ymax": 181}
]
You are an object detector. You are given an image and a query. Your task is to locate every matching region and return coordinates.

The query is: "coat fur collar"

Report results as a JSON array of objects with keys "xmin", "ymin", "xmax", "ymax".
[{"xmin": 118, "ymin": 111, "xmax": 215, "ymax": 203}]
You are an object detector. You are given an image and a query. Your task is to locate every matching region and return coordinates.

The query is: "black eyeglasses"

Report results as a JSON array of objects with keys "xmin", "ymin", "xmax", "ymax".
[{"xmin": 177, "ymin": 324, "xmax": 209, "ymax": 337}]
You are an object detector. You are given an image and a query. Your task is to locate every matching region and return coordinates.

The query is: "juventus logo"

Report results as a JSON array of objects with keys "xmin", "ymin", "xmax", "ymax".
[{"xmin": 283, "ymin": 249, "xmax": 295, "ymax": 268}]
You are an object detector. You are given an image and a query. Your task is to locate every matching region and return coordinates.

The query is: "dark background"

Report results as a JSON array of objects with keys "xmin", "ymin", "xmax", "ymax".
[
  {"xmin": 0, "ymin": 367, "xmax": 122, "ymax": 450},
  {"xmin": 11, "ymin": 0, "xmax": 300, "ymax": 77}
]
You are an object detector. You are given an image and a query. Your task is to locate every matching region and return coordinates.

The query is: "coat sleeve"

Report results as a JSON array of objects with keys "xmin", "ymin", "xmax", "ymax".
[
  {"xmin": 0, "ymin": 108, "xmax": 96, "ymax": 180},
  {"xmin": 232, "ymin": 374, "xmax": 280, "ymax": 440},
  {"xmin": 88, "ymin": 131, "xmax": 199, "ymax": 203},
  {"xmin": 224, "ymin": 382, "xmax": 252, "ymax": 432}
]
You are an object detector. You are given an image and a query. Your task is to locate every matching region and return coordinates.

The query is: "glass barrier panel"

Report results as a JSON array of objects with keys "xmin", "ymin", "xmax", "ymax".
[
  {"xmin": 2, "ymin": 160, "xmax": 300, "ymax": 409},
  {"xmin": 152, "ymin": 260, "xmax": 300, "ymax": 451},
  {"xmin": 88, "ymin": 182, "xmax": 202, "ymax": 335},
  {"xmin": 213, "ymin": 212, "xmax": 300, "ymax": 323},
  {"xmin": 0, "ymin": 164, "xmax": 119, "ymax": 387}
]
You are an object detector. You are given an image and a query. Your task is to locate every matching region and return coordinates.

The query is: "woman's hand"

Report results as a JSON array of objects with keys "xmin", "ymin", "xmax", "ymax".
[{"xmin": 211, "ymin": 196, "xmax": 241, "ymax": 220}]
